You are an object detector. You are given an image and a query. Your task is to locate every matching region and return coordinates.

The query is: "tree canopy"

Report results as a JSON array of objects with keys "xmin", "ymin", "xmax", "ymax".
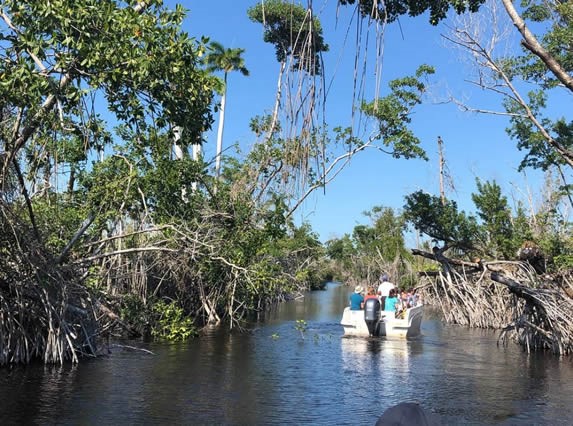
[
  {"xmin": 248, "ymin": 0, "xmax": 329, "ymax": 74},
  {"xmin": 337, "ymin": 0, "xmax": 486, "ymax": 25}
]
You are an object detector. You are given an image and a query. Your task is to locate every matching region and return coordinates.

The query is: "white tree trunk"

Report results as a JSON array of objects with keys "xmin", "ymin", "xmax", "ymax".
[
  {"xmin": 268, "ymin": 61, "xmax": 286, "ymax": 139},
  {"xmin": 214, "ymin": 88, "xmax": 227, "ymax": 178},
  {"xmin": 172, "ymin": 126, "xmax": 183, "ymax": 160},
  {"xmin": 191, "ymin": 141, "xmax": 201, "ymax": 193},
  {"xmin": 172, "ymin": 126, "xmax": 189, "ymax": 200}
]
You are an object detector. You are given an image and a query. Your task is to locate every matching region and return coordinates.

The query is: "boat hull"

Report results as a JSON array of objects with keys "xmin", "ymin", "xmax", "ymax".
[{"xmin": 340, "ymin": 305, "xmax": 423, "ymax": 338}]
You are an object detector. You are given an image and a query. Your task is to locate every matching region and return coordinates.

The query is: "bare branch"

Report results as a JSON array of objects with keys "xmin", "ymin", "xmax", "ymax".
[{"xmin": 443, "ymin": 2, "xmax": 573, "ymax": 167}]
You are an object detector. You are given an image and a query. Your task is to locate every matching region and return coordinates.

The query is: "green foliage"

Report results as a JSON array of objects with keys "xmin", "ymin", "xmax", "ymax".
[
  {"xmin": 553, "ymin": 254, "xmax": 573, "ymax": 270},
  {"xmin": 511, "ymin": 204, "xmax": 534, "ymax": 253},
  {"xmin": 350, "ymin": 206, "xmax": 410, "ymax": 266},
  {"xmin": 337, "ymin": 0, "xmax": 486, "ymax": 25},
  {"xmin": 83, "ymin": 265, "xmax": 103, "ymax": 291},
  {"xmin": 403, "ymin": 191, "xmax": 479, "ymax": 251},
  {"xmin": 471, "ymin": 179, "xmax": 515, "ymax": 259},
  {"xmin": 151, "ymin": 300, "xmax": 197, "ymax": 341},
  {"xmin": 0, "ymin": 0, "xmax": 218, "ymax": 237},
  {"xmin": 248, "ymin": 0, "xmax": 329, "ymax": 74},
  {"xmin": 31, "ymin": 195, "xmax": 87, "ymax": 253},
  {"xmin": 504, "ymin": 90, "xmax": 571, "ymax": 175},
  {"xmin": 325, "ymin": 206, "xmax": 411, "ymax": 284},
  {"xmin": 249, "ymin": 114, "xmax": 280, "ymax": 137},
  {"xmin": 516, "ymin": 0, "xmax": 573, "ymax": 89},
  {"xmin": 296, "ymin": 267, "xmax": 326, "ymax": 290},
  {"xmin": 368, "ymin": 206, "xmax": 410, "ymax": 261},
  {"xmin": 522, "ymin": 173, "xmax": 573, "ymax": 268},
  {"xmin": 1, "ymin": 0, "xmax": 216, "ymax": 152},
  {"xmin": 361, "ymin": 65, "xmax": 434, "ymax": 160},
  {"xmin": 325, "ymin": 234, "xmax": 356, "ymax": 280},
  {"xmin": 496, "ymin": 0, "xmax": 573, "ymax": 192},
  {"xmin": 404, "ymin": 179, "xmax": 572, "ymax": 267},
  {"xmin": 80, "ymin": 155, "xmax": 141, "ymax": 223},
  {"xmin": 536, "ymin": 226, "xmax": 573, "ymax": 270},
  {"xmin": 120, "ymin": 294, "xmax": 153, "ymax": 334},
  {"xmin": 418, "ymin": 262, "xmax": 441, "ymax": 273},
  {"xmin": 0, "ymin": 0, "xmax": 433, "ymax": 356},
  {"xmin": 326, "ymin": 235, "xmax": 356, "ymax": 262}
]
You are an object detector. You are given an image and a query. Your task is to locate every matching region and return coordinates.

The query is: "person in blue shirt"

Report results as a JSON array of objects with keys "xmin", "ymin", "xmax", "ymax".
[
  {"xmin": 349, "ymin": 286, "xmax": 364, "ymax": 310},
  {"xmin": 384, "ymin": 288, "xmax": 399, "ymax": 312}
]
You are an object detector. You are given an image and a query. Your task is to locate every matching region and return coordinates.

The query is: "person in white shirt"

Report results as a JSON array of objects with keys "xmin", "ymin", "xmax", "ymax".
[{"xmin": 377, "ymin": 274, "xmax": 395, "ymax": 310}]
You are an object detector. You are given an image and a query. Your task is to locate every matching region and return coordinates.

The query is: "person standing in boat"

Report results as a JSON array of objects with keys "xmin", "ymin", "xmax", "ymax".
[
  {"xmin": 349, "ymin": 286, "xmax": 364, "ymax": 310},
  {"xmin": 377, "ymin": 274, "xmax": 395, "ymax": 311},
  {"xmin": 384, "ymin": 288, "xmax": 399, "ymax": 313}
]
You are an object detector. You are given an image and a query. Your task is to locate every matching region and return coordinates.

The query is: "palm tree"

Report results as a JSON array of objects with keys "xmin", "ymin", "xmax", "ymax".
[{"xmin": 205, "ymin": 41, "xmax": 249, "ymax": 179}]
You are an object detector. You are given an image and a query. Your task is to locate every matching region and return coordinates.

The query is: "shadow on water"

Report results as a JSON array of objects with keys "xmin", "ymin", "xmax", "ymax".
[{"xmin": 1, "ymin": 282, "xmax": 573, "ymax": 425}]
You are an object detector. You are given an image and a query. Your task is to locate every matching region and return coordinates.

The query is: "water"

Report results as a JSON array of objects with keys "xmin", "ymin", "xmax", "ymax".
[{"xmin": 1, "ymin": 282, "xmax": 573, "ymax": 425}]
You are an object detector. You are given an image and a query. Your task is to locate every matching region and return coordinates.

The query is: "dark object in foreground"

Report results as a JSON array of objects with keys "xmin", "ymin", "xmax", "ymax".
[
  {"xmin": 364, "ymin": 297, "xmax": 382, "ymax": 336},
  {"xmin": 376, "ymin": 402, "xmax": 441, "ymax": 426}
]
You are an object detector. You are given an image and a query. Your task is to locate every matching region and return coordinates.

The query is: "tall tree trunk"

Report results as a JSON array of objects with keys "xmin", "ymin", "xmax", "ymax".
[
  {"xmin": 438, "ymin": 136, "xmax": 446, "ymax": 206},
  {"xmin": 172, "ymin": 126, "xmax": 183, "ymax": 160},
  {"xmin": 191, "ymin": 143, "xmax": 201, "ymax": 192},
  {"xmin": 67, "ymin": 168, "xmax": 75, "ymax": 195},
  {"xmin": 268, "ymin": 61, "xmax": 286, "ymax": 139},
  {"xmin": 215, "ymin": 73, "xmax": 228, "ymax": 179}
]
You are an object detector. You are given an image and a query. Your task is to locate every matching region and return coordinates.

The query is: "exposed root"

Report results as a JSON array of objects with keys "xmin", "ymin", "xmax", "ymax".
[{"xmin": 414, "ymin": 248, "xmax": 573, "ymax": 356}]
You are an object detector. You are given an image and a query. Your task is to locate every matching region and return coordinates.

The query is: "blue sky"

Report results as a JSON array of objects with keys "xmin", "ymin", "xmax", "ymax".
[{"xmin": 175, "ymin": 1, "xmax": 553, "ymax": 244}]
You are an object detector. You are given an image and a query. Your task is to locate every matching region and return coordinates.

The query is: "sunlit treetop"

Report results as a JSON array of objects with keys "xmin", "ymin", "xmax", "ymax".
[
  {"xmin": 248, "ymin": 0, "xmax": 329, "ymax": 75},
  {"xmin": 337, "ymin": 0, "xmax": 486, "ymax": 25}
]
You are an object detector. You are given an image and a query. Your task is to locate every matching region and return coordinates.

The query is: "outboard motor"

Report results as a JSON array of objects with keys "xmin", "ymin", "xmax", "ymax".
[{"xmin": 364, "ymin": 298, "xmax": 381, "ymax": 336}]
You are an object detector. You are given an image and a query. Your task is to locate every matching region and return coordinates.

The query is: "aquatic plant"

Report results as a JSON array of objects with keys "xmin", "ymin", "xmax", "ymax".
[{"xmin": 294, "ymin": 319, "xmax": 308, "ymax": 339}]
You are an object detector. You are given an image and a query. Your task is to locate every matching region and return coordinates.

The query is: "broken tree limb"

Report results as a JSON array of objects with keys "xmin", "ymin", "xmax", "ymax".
[
  {"xmin": 490, "ymin": 271, "xmax": 545, "ymax": 306},
  {"xmin": 411, "ymin": 248, "xmax": 481, "ymax": 269}
]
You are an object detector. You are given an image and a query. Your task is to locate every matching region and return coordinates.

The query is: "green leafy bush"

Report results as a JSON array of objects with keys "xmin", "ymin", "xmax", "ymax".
[
  {"xmin": 553, "ymin": 254, "xmax": 573, "ymax": 271},
  {"xmin": 119, "ymin": 294, "xmax": 152, "ymax": 333},
  {"xmin": 151, "ymin": 300, "xmax": 197, "ymax": 341}
]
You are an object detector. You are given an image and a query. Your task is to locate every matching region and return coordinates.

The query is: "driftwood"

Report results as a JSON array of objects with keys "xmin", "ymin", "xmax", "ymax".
[{"xmin": 413, "ymin": 248, "xmax": 573, "ymax": 356}]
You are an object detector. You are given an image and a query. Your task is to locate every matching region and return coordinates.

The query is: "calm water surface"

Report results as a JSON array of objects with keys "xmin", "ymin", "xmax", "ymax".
[{"xmin": 1, "ymin": 282, "xmax": 573, "ymax": 425}]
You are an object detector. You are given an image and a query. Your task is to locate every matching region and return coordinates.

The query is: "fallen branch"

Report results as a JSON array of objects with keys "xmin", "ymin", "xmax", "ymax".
[{"xmin": 109, "ymin": 344, "xmax": 155, "ymax": 355}]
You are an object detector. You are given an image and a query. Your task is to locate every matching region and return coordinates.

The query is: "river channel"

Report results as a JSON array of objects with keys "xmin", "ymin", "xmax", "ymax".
[{"xmin": 1, "ymin": 282, "xmax": 573, "ymax": 425}]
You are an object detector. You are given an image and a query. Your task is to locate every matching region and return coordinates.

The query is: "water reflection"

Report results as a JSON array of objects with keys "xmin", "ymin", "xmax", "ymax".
[
  {"xmin": 0, "ymin": 364, "xmax": 80, "ymax": 424},
  {"xmin": 1, "ymin": 283, "xmax": 573, "ymax": 425},
  {"xmin": 340, "ymin": 337, "xmax": 415, "ymax": 375}
]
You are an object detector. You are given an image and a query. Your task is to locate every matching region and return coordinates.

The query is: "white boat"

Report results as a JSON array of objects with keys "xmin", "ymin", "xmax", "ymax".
[{"xmin": 340, "ymin": 304, "xmax": 423, "ymax": 338}]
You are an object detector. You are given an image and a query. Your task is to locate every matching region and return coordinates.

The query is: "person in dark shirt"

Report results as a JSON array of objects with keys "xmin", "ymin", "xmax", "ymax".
[{"xmin": 349, "ymin": 285, "xmax": 364, "ymax": 310}]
